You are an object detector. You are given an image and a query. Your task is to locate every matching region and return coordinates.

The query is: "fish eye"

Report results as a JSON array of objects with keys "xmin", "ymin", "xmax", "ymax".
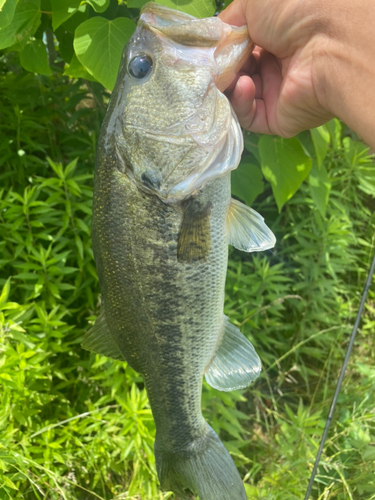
[{"xmin": 128, "ymin": 54, "xmax": 153, "ymax": 79}]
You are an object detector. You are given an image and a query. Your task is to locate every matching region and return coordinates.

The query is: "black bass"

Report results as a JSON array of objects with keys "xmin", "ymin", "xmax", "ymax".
[{"xmin": 83, "ymin": 4, "xmax": 275, "ymax": 499}]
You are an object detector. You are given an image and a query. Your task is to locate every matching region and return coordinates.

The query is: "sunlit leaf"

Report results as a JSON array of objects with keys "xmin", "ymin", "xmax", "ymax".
[
  {"xmin": 74, "ymin": 16, "xmax": 135, "ymax": 90},
  {"xmin": 343, "ymin": 137, "xmax": 371, "ymax": 168},
  {"xmin": 51, "ymin": 0, "xmax": 80, "ymax": 30},
  {"xmin": 2, "ymin": 476, "xmax": 18, "ymax": 490},
  {"xmin": 150, "ymin": 0, "xmax": 215, "ymax": 18},
  {"xmin": 85, "ymin": 0, "xmax": 110, "ymax": 13},
  {"xmin": 311, "ymin": 125, "xmax": 330, "ymax": 167},
  {"xmin": 0, "ymin": 0, "xmax": 40, "ymax": 50},
  {"xmin": 326, "ymin": 118, "xmax": 342, "ymax": 150},
  {"xmin": 0, "ymin": 0, "xmax": 17, "ymax": 29},
  {"xmin": 0, "ymin": 278, "xmax": 11, "ymax": 308},
  {"xmin": 60, "ymin": 4, "xmax": 88, "ymax": 33}
]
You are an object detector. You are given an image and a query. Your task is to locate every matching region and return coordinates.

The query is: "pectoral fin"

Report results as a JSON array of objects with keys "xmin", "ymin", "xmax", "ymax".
[
  {"xmin": 226, "ymin": 198, "xmax": 276, "ymax": 252},
  {"xmin": 205, "ymin": 316, "xmax": 261, "ymax": 392},
  {"xmin": 177, "ymin": 200, "xmax": 212, "ymax": 263},
  {"xmin": 82, "ymin": 310, "xmax": 125, "ymax": 361}
]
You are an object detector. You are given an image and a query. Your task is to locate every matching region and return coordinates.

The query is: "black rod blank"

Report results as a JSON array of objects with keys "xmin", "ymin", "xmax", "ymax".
[{"xmin": 304, "ymin": 252, "xmax": 375, "ymax": 500}]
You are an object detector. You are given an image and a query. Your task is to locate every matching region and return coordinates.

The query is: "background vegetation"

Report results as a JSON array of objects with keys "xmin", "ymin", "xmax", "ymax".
[{"xmin": 1, "ymin": 0, "xmax": 375, "ymax": 499}]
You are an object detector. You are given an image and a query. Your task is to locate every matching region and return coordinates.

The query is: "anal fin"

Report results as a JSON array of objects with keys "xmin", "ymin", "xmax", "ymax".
[
  {"xmin": 82, "ymin": 310, "xmax": 125, "ymax": 361},
  {"xmin": 226, "ymin": 198, "xmax": 276, "ymax": 252},
  {"xmin": 205, "ymin": 316, "xmax": 261, "ymax": 391}
]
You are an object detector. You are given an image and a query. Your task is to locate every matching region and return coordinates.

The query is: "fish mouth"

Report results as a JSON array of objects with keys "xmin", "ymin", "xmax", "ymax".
[{"xmin": 140, "ymin": 2, "xmax": 253, "ymax": 92}]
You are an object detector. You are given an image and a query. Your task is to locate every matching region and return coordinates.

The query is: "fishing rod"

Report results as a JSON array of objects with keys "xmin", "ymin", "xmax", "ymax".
[{"xmin": 304, "ymin": 252, "xmax": 375, "ymax": 500}]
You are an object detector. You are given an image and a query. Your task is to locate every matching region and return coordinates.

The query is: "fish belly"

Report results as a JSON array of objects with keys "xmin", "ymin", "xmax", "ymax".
[{"xmin": 92, "ymin": 152, "xmax": 230, "ymax": 447}]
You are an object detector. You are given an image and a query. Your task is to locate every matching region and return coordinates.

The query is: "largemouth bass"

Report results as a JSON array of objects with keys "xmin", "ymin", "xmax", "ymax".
[{"xmin": 83, "ymin": 4, "xmax": 276, "ymax": 499}]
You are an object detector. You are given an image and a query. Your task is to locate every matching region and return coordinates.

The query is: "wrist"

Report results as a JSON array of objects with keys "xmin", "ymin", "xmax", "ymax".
[{"xmin": 312, "ymin": 0, "xmax": 375, "ymax": 148}]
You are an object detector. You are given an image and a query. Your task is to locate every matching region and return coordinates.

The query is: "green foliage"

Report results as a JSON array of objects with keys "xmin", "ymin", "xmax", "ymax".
[
  {"xmin": 1, "ymin": 2, "xmax": 375, "ymax": 499},
  {"xmin": 0, "ymin": 64, "xmax": 374, "ymax": 500}
]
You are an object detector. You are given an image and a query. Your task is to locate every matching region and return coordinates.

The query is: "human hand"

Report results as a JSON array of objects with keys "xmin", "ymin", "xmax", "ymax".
[
  {"xmin": 219, "ymin": 0, "xmax": 334, "ymax": 137},
  {"xmin": 219, "ymin": 0, "xmax": 375, "ymax": 148}
]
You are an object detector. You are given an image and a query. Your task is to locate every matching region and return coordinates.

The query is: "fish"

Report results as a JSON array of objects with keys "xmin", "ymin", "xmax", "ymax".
[{"xmin": 82, "ymin": 3, "xmax": 276, "ymax": 499}]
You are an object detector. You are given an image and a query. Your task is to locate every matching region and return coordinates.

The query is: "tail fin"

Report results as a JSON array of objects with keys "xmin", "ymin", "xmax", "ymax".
[{"xmin": 155, "ymin": 424, "xmax": 247, "ymax": 500}]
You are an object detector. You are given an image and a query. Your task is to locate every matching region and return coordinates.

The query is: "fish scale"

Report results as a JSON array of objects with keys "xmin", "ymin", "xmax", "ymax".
[{"xmin": 83, "ymin": 4, "xmax": 276, "ymax": 498}]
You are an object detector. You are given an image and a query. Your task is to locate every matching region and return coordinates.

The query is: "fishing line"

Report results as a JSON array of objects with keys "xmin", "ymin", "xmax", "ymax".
[{"xmin": 304, "ymin": 252, "xmax": 375, "ymax": 500}]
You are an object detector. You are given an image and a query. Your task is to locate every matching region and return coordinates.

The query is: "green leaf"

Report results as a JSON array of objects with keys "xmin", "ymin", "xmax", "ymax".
[
  {"xmin": 0, "ymin": 0, "xmax": 41, "ymax": 50},
  {"xmin": 231, "ymin": 161, "xmax": 264, "ymax": 206},
  {"xmin": 259, "ymin": 136, "xmax": 312, "ymax": 211},
  {"xmin": 12, "ymin": 409, "xmax": 27, "ymax": 426},
  {"xmin": 309, "ymin": 163, "xmax": 331, "ymax": 218},
  {"xmin": 296, "ymin": 130, "xmax": 314, "ymax": 157},
  {"xmin": 75, "ymin": 218, "xmax": 90, "ymax": 235},
  {"xmin": 243, "ymin": 132, "xmax": 261, "ymax": 164},
  {"xmin": 150, "ymin": 0, "xmax": 215, "ymax": 18},
  {"xmin": 63, "ymin": 53, "xmax": 97, "ymax": 82},
  {"xmin": 19, "ymin": 39, "xmax": 52, "ymax": 76},
  {"xmin": 2, "ymin": 476, "xmax": 18, "ymax": 490},
  {"xmin": 64, "ymin": 158, "xmax": 78, "ymax": 178},
  {"xmin": 55, "ymin": 27, "xmax": 74, "ymax": 62},
  {"xmin": 52, "ymin": 0, "xmax": 80, "ymax": 31},
  {"xmin": 74, "ymin": 16, "xmax": 135, "ymax": 90},
  {"xmin": 60, "ymin": 4, "xmax": 88, "ymax": 34},
  {"xmin": 14, "ymin": 272, "xmax": 38, "ymax": 280},
  {"xmin": 0, "ymin": 278, "xmax": 10, "ymax": 308},
  {"xmin": 48, "ymin": 282, "xmax": 60, "ymax": 298},
  {"xmin": 0, "ymin": 0, "xmax": 17, "ymax": 29},
  {"xmin": 311, "ymin": 125, "xmax": 330, "ymax": 167},
  {"xmin": 85, "ymin": 0, "xmax": 110, "ymax": 13},
  {"xmin": 75, "ymin": 234, "xmax": 84, "ymax": 259},
  {"xmin": 326, "ymin": 118, "xmax": 342, "ymax": 150},
  {"xmin": 343, "ymin": 137, "xmax": 371, "ymax": 168}
]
